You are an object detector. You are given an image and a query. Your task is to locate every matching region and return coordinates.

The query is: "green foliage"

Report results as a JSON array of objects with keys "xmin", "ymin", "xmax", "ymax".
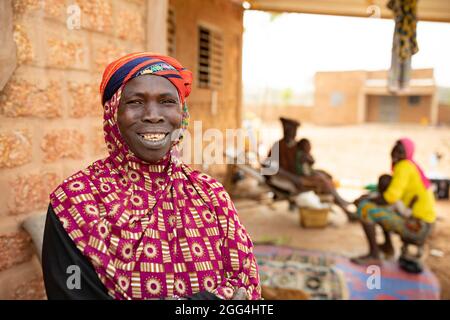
[{"xmin": 281, "ymin": 88, "xmax": 293, "ymax": 105}]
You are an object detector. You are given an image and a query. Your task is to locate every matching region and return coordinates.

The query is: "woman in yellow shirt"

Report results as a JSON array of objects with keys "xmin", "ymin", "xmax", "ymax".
[{"xmin": 352, "ymin": 138, "xmax": 436, "ymax": 265}]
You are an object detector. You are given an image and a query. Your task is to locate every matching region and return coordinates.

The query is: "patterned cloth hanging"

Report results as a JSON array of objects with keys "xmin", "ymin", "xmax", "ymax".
[{"xmin": 388, "ymin": 0, "xmax": 419, "ymax": 91}]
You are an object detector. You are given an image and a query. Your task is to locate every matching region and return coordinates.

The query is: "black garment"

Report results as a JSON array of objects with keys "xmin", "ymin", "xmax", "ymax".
[
  {"xmin": 42, "ymin": 204, "xmax": 221, "ymax": 300},
  {"xmin": 42, "ymin": 204, "xmax": 112, "ymax": 300}
]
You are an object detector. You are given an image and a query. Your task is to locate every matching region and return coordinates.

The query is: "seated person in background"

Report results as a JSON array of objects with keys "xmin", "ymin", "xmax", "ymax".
[
  {"xmin": 264, "ymin": 117, "xmax": 303, "ymax": 194},
  {"xmin": 352, "ymin": 138, "xmax": 436, "ymax": 265},
  {"xmin": 265, "ymin": 119, "xmax": 355, "ymax": 220}
]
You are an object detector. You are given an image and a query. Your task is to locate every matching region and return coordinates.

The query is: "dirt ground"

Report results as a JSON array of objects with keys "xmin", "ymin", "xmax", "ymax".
[
  {"xmin": 427, "ymin": 204, "xmax": 450, "ymax": 300},
  {"xmin": 254, "ymin": 122, "xmax": 450, "ymax": 185},
  {"xmin": 232, "ymin": 123, "xmax": 450, "ymax": 299}
]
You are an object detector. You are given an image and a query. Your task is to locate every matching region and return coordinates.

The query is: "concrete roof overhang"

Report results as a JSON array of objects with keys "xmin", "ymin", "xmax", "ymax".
[{"xmin": 238, "ymin": 0, "xmax": 450, "ymax": 23}]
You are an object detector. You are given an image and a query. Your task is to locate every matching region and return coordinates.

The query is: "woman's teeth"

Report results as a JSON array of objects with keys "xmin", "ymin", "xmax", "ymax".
[{"xmin": 140, "ymin": 133, "xmax": 166, "ymax": 141}]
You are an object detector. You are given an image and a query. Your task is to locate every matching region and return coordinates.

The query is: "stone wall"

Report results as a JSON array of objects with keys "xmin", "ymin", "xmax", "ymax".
[
  {"xmin": 0, "ymin": 0, "xmax": 244, "ymax": 299},
  {"xmin": 169, "ymin": 0, "xmax": 244, "ymax": 175},
  {"xmin": 0, "ymin": 0, "xmax": 147, "ymax": 299}
]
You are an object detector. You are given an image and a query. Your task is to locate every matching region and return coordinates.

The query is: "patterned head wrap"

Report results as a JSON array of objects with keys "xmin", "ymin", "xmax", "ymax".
[{"xmin": 100, "ymin": 52, "xmax": 192, "ymax": 105}]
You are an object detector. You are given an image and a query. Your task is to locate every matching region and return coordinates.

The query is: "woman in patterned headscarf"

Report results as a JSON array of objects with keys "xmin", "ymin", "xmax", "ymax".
[{"xmin": 42, "ymin": 52, "xmax": 261, "ymax": 300}]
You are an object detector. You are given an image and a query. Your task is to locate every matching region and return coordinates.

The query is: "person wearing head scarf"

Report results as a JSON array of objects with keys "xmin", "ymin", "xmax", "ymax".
[
  {"xmin": 42, "ymin": 52, "xmax": 261, "ymax": 300},
  {"xmin": 352, "ymin": 138, "xmax": 436, "ymax": 265}
]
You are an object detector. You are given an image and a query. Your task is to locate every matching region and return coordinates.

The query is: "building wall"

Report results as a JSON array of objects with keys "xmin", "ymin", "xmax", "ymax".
[
  {"xmin": 245, "ymin": 69, "xmax": 440, "ymax": 126},
  {"xmin": 366, "ymin": 95, "xmax": 433, "ymax": 123},
  {"xmin": 366, "ymin": 68, "xmax": 434, "ymax": 80},
  {"xmin": 313, "ymin": 69, "xmax": 442, "ymax": 125},
  {"xmin": 399, "ymin": 95, "xmax": 433, "ymax": 123},
  {"xmin": 366, "ymin": 95, "xmax": 380, "ymax": 122},
  {"xmin": 169, "ymin": 0, "xmax": 244, "ymax": 175},
  {"xmin": 245, "ymin": 105, "xmax": 313, "ymax": 124},
  {"xmin": 311, "ymin": 71, "xmax": 366, "ymax": 125},
  {"xmin": 0, "ymin": 0, "xmax": 148, "ymax": 299},
  {"xmin": 438, "ymin": 104, "xmax": 450, "ymax": 125}
]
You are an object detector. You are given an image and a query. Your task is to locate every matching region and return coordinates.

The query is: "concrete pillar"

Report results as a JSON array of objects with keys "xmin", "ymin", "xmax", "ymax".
[
  {"xmin": 356, "ymin": 89, "xmax": 366, "ymax": 124},
  {"xmin": 146, "ymin": 0, "xmax": 168, "ymax": 54},
  {"xmin": 235, "ymin": 34, "xmax": 243, "ymax": 128},
  {"xmin": 430, "ymin": 89, "xmax": 439, "ymax": 126}
]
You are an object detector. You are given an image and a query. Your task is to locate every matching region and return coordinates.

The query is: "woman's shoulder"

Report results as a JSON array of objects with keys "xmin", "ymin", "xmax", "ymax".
[
  {"xmin": 183, "ymin": 166, "xmax": 233, "ymax": 202},
  {"xmin": 52, "ymin": 158, "xmax": 109, "ymax": 193},
  {"xmin": 189, "ymin": 169, "xmax": 226, "ymax": 191},
  {"xmin": 181, "ymin": 166, "xmax": 238, "ymax": 222},
  {"xmin": 394, "ymin": 159, "xmax": 416, "ymax": 171}
]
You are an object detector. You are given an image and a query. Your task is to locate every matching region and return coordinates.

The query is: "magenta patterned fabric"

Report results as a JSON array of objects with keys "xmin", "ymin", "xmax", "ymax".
[{"xmin": 49, "ymin": 56, "xmax": 261, "ymax": 300}]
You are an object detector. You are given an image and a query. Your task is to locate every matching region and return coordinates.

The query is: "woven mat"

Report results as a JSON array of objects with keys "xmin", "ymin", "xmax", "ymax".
[{"xmin": 254, "ymin": 244, "xmax": 440, "ymax": 300}]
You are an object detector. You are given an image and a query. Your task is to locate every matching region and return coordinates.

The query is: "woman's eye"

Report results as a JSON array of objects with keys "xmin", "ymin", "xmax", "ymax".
[
  {"xmin": 127, "ymin": 100, "xmax": 143, "ymax": 105},
  {"xmin": 162, "ymin": 99, "xmax": 177, "ymax": 105}
]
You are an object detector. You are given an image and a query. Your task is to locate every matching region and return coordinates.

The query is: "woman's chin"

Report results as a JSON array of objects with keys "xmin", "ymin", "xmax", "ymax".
[{"xmin": 137, "ymin": 147, "xmax": 171, "ymax": 163}]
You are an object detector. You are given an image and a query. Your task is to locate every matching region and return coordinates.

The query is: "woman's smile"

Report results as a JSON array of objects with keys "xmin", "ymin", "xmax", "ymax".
[{"xmin": 136, "ymin": 131, "xmax": 170, "ymax": 148}]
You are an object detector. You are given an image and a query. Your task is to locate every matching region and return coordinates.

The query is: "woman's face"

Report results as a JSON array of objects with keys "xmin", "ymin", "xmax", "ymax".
[
  {"xmin": 117, "ymin": 75, "xmax": 182, "ymax": 163},
  {"xmin": 391, "ymin": 141, "xmax": 406, "ymax": 165}
]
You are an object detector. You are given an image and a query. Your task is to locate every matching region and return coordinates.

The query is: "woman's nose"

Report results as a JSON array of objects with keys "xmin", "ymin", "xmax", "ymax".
[{"xmin": 141, "ymin": 103, "xmax": 164, "ymax": 123}]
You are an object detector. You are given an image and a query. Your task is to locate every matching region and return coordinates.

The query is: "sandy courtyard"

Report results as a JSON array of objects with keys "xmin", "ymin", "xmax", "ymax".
[{"xmin": 253, "ymin": 122, "xmax": 450, "ymax": 185}]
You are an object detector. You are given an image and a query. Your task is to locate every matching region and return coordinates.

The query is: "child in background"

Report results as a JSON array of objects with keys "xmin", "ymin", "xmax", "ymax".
[
  {"xmin": 378, "ymin": 174, "xmax": 418, "ymax": 217},
  {"xmin": 297, "ymin": 138, "xmax": 334, "ymax": 180},
  {"xmin": 355, "ymin": 174, "xmax": 418, "ymax": 217},
  {"xmin": 296, "ymin": 138, "xmax": 314, "ymax": 176}
]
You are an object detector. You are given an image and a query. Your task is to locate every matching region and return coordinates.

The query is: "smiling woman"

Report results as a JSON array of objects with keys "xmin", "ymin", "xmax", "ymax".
[
  {"xmin": 117, "ymin": 75, "xmax": 182, "ymax": 163},
  {"xmin": 41, "ymin": 52, "xmax": 261, "ymax": 300}
]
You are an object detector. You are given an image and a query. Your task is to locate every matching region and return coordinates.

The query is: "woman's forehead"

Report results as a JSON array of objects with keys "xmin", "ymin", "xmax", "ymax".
[{"xmin": 123, "ymin": 74, "xmax": 179, "ymax": 97}]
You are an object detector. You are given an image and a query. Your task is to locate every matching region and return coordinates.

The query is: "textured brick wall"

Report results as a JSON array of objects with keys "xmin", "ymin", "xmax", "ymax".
[
  {"xmin": 0, "ymin": 0, "xmax": 244, "ymax": 299},
  {"xmin": 0, "ymin": 0, "xmax": 147, "ymax": 299}
]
